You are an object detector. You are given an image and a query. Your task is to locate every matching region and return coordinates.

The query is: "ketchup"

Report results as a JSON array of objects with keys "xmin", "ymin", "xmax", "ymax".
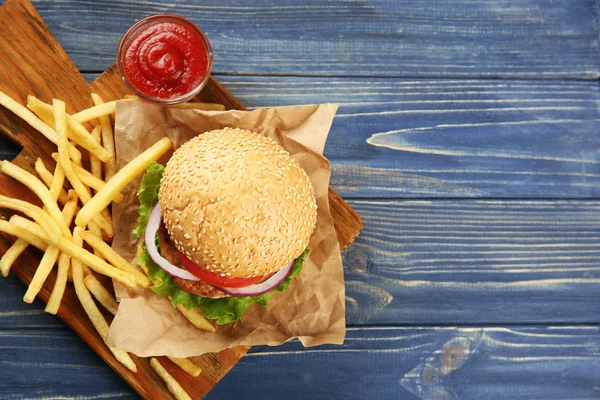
[{"xmin": 118, "ymin": 15, "xmax": 213, "ymax": 103}]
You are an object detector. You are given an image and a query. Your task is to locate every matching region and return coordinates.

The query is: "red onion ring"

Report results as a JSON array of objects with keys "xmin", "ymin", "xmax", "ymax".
[
  {"xmin": 216, "ymin": 260, "xmax": 295, "ymax": 297},
  {"xmin": 145, "ymin": 202, "xmax": 296, "ymax": 296},
  {"xmin": 145, "ymin": 202, "xmax": 200, "ymax": 281}
]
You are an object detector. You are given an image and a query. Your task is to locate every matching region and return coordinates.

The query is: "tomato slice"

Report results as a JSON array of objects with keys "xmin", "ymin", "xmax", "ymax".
[{"xmin": 177, "ymin": 251, "xmax": 263, "ymax": 288}]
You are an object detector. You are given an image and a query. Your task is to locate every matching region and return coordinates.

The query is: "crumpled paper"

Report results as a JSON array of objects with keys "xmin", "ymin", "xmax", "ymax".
[{"xmin": 105, "ymin": 101, "xmax": 345, "ymax": 357}]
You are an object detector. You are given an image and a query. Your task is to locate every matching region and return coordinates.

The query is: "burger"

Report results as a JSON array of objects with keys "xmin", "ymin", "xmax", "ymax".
[{"xmin": 134, "ymin": 127, "xmax": 317, "ymax": 324}]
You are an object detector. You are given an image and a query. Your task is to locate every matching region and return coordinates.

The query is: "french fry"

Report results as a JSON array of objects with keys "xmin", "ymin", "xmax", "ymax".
[
  {"xmin": 45, "ymin": 189, "xmax": 79, "ymax": 296},
  {"xmin": 69, "ymin": 160, "xmax": 105, "ymax": 192},
  {"xmin": 91, "ymin": 93, "xmax": 116, "ymax": 180},
  {"xmin": 45, "ymin": 252, "xmax": 70, "ymax": 314},
  {"xmin": 0, "ymin": 195, "xmax": 61, "ymax": 239},
  {"xmin": 71, "ymin": 227, "xmax": 137, "ymax": 372},
  {"xmin": 70, "ymin": 117, "xmax": 111, "ymax": 161},
  {"xmin": 82, "ymin": 207, "xmax": 114, "ymax": 240},
  {"xmin": 71, "ymin": 227, "xmax": 105, "ymax": 332},
  {"xmin": 6, "ymin": 217, "xmax": 48, "ymax": 251},
  {"xmin": 50, "ymin": 153, "xmax": 123, "ymax": 203},
  {"xmin": 167, "ymin": 357, "xmax": 202, "ymax": 377},
  {"xmin": 92, "ymin": 212, "xmax": 114, "ymax": 240},
  {"xmin": 4, "ymin": 220, "xmax": 50, "ymax": 253},
  {"xmin": 26, "ymin": 96, "xmax": 54, "ymax": 126},
  {"xmin": 0, "ymin": 91, "xmax": 81, "ymax": 162},
  {"xmin": 81, "ymin": 231, "xmax": 150, "ymax": 287},
  {"xmin": 0, "ymin": 239, "xmax": 30, "ymax": 277},
  {"xmin": 58, "ymin": 237, "xmax": 135, "ymax": 287},
  {"xmin": 87, "ymin": 219, "xmax": 105, "ymax": 260},
  {"xmin": 66, "ymin": 116, "xmax": 112, "ymax": 162},
  {"xmin": 89, "ymin": 124, "xmax": 103, "ymax": 182},
  {"xmin": 84, "ymin": 274, "xmax": 119, "ymax": 315},
  {"xmin": 72, "ymin": 101, "xmax": 116, "ymax": 123},
  {"xmin": 176, "ymin": 304, "xmax": 216, "ymax": 333},
  {"xmin": 109, "ymin": 346, "xmax": 137, "ymax": 373},
  {"xmin": 0, "ymin": 161, "xmax": 71, "ymax": 238},
  {"xmin": 28, "ymin": 96, "xmax": 111, "ymax": 162},
  {"xmin": 34, "ymin": 158, "xmax": 69, "ymax": 205},
  {"xmin": 34, "ymin": 158, "xmax": 52, "ymax": 182},
  {"xmin": 53, "ymin": 100, "xmax": 114, "ymax": 237},
  {"xmin": 48, "ymin": 162, "xmax": 65, "ymax": 204},
  {"xmin": 22, "ymin": 246, "xmax": 60, "ymax": 303},
  {"xmin": 76, "ymin": 137, "xmax": 172, "ymax": 228},
  {"xmin": 7, "ymin": 216, "xmax": 137, "ymax": 288},
  {"xmin": 61, "ymin": 190, "xmax": 79, "ymax": 225},
  {"xmin": 24, "ymin": 188, "xmax": 78, "ymax": 304},
  {"xmin": 49, "ymin": 154, "xmax": 115, "ymax": 237},
  {"xmin": 150, "ymin": 358, "xmax": 192, "ymax": 400},
  {"xmin": 88, "ymin": 217, "xmax": 104, "ymax": 253},
  {"xmin": 0, "ymin": 162, "xmax": 69, "ymax": 277},
  {"xmin": 53, "ymin": 99, "xmax": 89, "ymax": 201}
]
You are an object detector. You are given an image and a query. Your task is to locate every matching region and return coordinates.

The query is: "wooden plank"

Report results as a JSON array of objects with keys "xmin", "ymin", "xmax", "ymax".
[
  {"xmin": 82, "ymin": 74, "xmax": 600, "ymax": 199},
  {"xmin": 223, "ymin": 76, "xmax": 600, "ymax": 199},
  {"xmin": 213, "ymin": 326, "xmax": 600, "ymax": 400},
  {"xmin": 0, "ymin": 275, "xmax": 60, "ymax": 328},
  {"xmin": 33, "ymin": 0, "xmax": 600, "ymax": 79},
  {"xmin": 4, "ymin": 199, "xmax": 600, "ymax": 327},
  {"xmin": 82, "ymin": 73, "xmax": 600, "ymax": 199},
  {"xmin": 222, "ymin": 76, "xmax": 600, "ymax": 199},
  {"xmin": 342, "ymin": 199, "xmax": 600, "ymax": 325},
  {"xmin": 0, "ymin": 328, "xmax": 138, "ymax": 399},
  {"xmin": 1, "ymin": 325, "xmax": 599, "ymax": 400}
]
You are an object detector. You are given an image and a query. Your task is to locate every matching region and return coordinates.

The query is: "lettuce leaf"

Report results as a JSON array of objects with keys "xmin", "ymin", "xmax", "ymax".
[
  {"xmin": 132, "ymin": 162, "xmax": 164, "ymax": 238},
  {"xmin": 134, "ymin": 162, "xmax": 308, "ymax": 325}
]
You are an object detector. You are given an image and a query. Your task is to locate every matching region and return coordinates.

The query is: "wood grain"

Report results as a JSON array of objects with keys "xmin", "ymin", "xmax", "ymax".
[
  {"xmin": 0, "ymin": 0, "xmax": 362, "ymax": 399},
  {"xmin": 217, "ymin": 76, "xmax": 600, "ymax": 199},
  {"xmin": 32, "ymin": 0, "xmax": 600, "ymax": 79},
  {"xmin": 1, "ymin": 325, "xmax": 599, "ymax": 400},
  {"xmin": 4, "ymin": 199, "xmax": 600, "ymax": 327},
  {"xmin": 342, "ymin": 199, "xmax": 600, "ymax": 325},
  {"xmin": 212, "ymin": 326, "xmax": 600, "ymax": 400},
  {"xmin": 81, "ymin": 74, "xmax": 600, "ymax": 199}
]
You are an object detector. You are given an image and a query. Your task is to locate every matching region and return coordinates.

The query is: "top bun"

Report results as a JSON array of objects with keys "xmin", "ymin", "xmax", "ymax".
[{"xmin": 158, "ymin": 127, "xmax": 317, "ymax": 278}]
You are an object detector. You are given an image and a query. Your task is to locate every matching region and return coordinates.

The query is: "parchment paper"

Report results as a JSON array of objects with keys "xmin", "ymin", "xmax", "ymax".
[{"xmin": 105, "ymin": 101, "xmax": 345, "ymax": 357}]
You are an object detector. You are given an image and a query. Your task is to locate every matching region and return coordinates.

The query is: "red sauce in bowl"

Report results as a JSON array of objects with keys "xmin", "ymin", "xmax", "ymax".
[{"xmin": 118, "ymin": 15, "xmax": 213, "ymax": 104}]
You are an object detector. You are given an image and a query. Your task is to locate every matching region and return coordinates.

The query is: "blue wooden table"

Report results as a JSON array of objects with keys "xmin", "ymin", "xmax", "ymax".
[{"xmin": 1, "ymin": 0, "xmax": 600, "ymax": 399}]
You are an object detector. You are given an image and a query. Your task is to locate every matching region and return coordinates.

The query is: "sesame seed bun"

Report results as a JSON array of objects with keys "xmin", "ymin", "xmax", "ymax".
[{"xmin": 158, "ymin": 127, "xmax": 317, "ymax": 279}]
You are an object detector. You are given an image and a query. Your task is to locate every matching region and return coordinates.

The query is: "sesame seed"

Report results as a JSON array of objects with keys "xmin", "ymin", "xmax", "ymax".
[{"xmin": 158, "ymin": 126, "xmax": 317, "ymax": 279}]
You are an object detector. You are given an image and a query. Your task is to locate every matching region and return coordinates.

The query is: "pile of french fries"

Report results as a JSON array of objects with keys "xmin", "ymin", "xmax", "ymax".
[{"xmin": 0, "ymin": 91, "xmax": 224, "ymax": 400}]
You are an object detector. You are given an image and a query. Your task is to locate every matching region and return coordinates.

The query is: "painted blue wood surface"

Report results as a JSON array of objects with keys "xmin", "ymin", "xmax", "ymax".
[
  {"xmin": 343, "ymin": 200, "xmax": 600, "ymax": 324},
  {"xmin": 0, "ymin": 327, "xmax": 136, "ymax": 399},
  {"xmin": 33, "ymin": 0, "xmax": 600, "ymax": 79},
  {"xmin": 93, "ymin": 74, "xmax": 600, "ymax": 199},
  {"xmin": 222, "ymin": 77, "xmax": 600, "ymax": 199},
  {"xmin": 1, "ymin": 0, "xmax": 600, "ymax": 399},
  {"xmin": 211, "ymin": 326, "xmax": 600, "ymax": 400},
  {"xmin": 1, "ymin": 325, "xmax": 599, "ymax": 400}
]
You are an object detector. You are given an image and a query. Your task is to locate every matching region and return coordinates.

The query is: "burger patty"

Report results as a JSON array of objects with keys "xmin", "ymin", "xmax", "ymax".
[{"xmin": 157, "ymin": 222, "xmax": 229, "ymax": 299}]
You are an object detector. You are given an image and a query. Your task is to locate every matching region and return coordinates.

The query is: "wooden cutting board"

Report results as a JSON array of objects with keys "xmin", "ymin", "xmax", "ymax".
[{"xmin": 0, "ymin": 0, "xmax": 363, "ymax": 398}]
